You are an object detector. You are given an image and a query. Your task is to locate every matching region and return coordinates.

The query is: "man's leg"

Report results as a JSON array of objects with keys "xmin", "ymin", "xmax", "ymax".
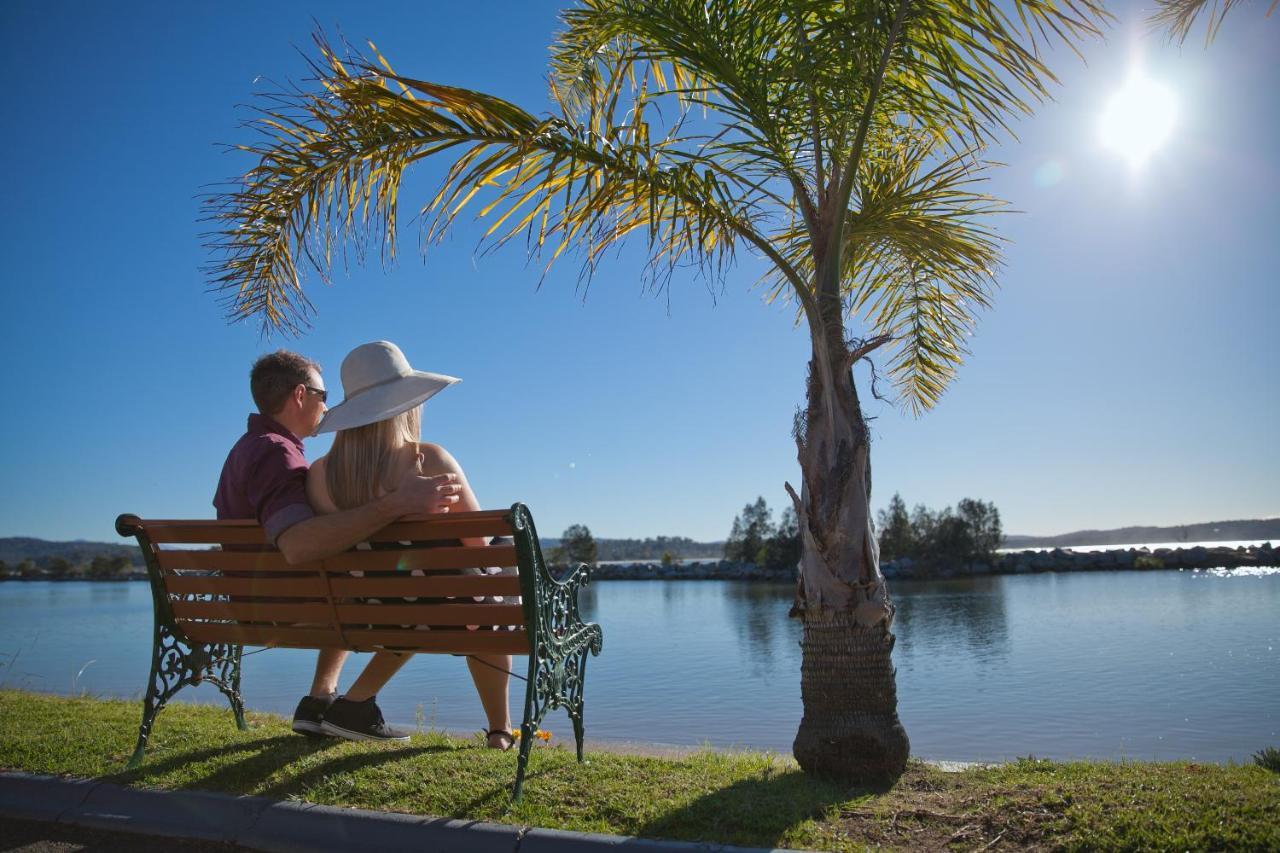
[
  {"xmin": 311, "ymin": 648, "xmax": 349, "ymax": 697},
  {"xmin": 319, "ymin": 652, "xmax": 413, "ymax": 742},
  {"xmin": 466, "ymin": 654, "xmax": 512, "ymax": 748},
  {"xmin": 292, "ymin": 648, "xmax": 349, "ymax": 736},
  {"xmin": 344, "ymin": 651, "xmax": 411, "ymax": 701}
]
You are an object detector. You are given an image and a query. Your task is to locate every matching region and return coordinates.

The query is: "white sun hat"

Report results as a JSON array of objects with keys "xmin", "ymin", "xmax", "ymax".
[{"xmin": 315, "ymin": 341, "xmax": 460, "ymax": 434}]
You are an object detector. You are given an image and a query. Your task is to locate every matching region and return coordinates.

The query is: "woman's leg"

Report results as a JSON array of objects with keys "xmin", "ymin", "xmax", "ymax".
[{"xmin": 466, "ymin": 654, "xmax": 512, "ymax": 745}]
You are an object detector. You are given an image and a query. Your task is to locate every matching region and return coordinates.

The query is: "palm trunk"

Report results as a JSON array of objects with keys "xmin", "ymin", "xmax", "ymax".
[{"xmin": 788, "ymin": 298, "xmax": 909, "ymax": 783}]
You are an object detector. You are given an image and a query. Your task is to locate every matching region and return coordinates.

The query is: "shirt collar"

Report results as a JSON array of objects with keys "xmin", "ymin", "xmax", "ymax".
[{"xmin": 247, "ymin": 412, "xmax": 305, "ymax": 452}]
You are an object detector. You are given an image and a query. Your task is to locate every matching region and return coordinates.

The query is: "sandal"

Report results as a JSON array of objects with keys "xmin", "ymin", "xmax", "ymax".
[{"xmin": 486, "ymin": 728, "xmax": 516, "ymax": 751}]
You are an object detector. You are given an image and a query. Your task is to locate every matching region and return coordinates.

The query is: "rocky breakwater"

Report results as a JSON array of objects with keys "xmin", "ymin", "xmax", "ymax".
[
  {"xmin": 882, "ymin": 542, "xmax": 1278, "ymax": 580},
  {"xmin": 590, "ymin": 560, "xmax": 794, "ymax": 581},
  {"xmin": 584, "ymin": 543, "xmax": 1278, "ymax": 581}
]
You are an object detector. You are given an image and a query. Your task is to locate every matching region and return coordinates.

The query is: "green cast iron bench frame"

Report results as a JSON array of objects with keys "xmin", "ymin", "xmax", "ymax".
[{"xmin": 115, "ymin": 503, "xmax": 603, "ymax": 800}]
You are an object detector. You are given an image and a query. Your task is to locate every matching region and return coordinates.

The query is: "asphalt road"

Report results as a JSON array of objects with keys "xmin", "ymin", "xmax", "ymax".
[{"xmin": 1, "ymin": 817, "xmax": 255, "ymax": 852}]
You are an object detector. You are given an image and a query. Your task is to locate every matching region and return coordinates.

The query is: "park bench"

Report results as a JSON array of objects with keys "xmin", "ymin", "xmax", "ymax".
[{"xmin": 115, "ymin": 503, "xmax": 602, "ymax": 800}]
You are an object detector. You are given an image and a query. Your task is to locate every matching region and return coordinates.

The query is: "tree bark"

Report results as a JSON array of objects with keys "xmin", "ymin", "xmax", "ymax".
[{"xmin": 788, "ymin": 315, "xmax": 909, "ymax": 783}]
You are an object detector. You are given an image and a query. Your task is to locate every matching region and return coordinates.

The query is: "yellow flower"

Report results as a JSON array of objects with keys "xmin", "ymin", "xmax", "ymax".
[{"xmin": 536, "ymin": 730, "xmax": 552, "ymax": 741}]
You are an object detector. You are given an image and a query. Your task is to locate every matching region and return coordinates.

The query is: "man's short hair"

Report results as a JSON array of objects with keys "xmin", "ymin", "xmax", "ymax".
[{"xmin": 250, "ymin": 350, "xmax": 320, "ymax": 415}]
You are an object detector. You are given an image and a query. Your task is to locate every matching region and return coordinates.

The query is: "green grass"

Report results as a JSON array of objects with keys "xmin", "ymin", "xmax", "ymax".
[{"xmin": 1, "ymin": 691, "xmax": 1276, "ymax": 851}]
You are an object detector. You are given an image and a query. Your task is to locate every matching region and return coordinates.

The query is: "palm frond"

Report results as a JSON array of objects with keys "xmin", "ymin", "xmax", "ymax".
[
  {"xmin": 204, "ymin": 35, "xmax": 795, "ymax": 335},
  {"xmin": 1148, "ymin": 0, "xmax": 1274, "ymax": 44}
]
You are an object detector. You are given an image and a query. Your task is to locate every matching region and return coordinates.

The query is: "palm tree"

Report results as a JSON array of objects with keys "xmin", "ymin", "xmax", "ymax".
[{"xmin": 206, "ymin": 0, "xmax": 1106, "ymax": 783}]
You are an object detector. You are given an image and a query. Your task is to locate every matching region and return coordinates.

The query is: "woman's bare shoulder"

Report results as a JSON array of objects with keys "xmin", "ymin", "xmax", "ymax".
[
  {"xmin": 305, "ymin": 455, "xmax": 340, "ymax": 514},
  {"xmin": 416, "ymin": 442, "xmax": 463, "ymax": 475}
]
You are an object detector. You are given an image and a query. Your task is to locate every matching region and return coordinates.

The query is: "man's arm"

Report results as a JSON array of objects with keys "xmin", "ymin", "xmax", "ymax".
[{"xmin": 276, "ymin": 470, "xmax": 460, "ymax": 564}]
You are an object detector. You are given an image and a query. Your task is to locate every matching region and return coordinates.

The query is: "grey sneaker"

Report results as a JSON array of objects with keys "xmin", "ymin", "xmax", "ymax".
[
  {"xmin": 319, "ymin": 696, "xmax": 411, "ymax": 742},
  {"xmin": 292, "ymin": 693, "xmax": 337, "ymax": 737}
]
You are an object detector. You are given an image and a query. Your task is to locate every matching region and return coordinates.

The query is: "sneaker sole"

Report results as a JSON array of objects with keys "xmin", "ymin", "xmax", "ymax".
[
  {"xmin": 319, "ymin": 720, "xmax": 410, "ymax": 742},
  {"xmin": 292, "ymin": 719, "xmax": 328, "ymax": 737}
]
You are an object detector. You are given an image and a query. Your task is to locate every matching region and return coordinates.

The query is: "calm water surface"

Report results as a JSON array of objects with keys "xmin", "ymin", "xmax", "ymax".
[{"xmin": 2, "ymin": 569, "xmax": 1276, "ymax": 762}]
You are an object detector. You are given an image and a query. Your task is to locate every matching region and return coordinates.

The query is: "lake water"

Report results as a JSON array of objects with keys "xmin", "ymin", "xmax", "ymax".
[{"xmin": 2, "ymin": 568, "xmax": 1276, "ymax": 763}]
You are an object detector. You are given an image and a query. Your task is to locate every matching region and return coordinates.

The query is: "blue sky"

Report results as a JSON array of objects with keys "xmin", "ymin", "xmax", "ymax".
[{"xmin": 1, "ymin": 1, "xmax": 1276, "ymax": 544}]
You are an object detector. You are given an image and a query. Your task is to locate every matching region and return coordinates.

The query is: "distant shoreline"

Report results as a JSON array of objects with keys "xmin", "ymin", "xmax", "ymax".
[{"xmin": 2, "ymin": 542, "xmax": 1274, "ymax": 584}]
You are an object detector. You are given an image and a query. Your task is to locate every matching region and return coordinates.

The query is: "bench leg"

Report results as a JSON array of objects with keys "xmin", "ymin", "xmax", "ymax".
[
  {"xmin": 128, "ymin": 623, "xmax": 245, "ymax": 768},
  {"xmin": 571, "ymin": 705, "xmax": 585, "ymax": 763},
  {"xmin": 513, "ymin": 719, "xmax": 536, "ymax": 802},
  {"xmin": 211, "ymin": 645, "xmax": 247, "ymax": 731}
]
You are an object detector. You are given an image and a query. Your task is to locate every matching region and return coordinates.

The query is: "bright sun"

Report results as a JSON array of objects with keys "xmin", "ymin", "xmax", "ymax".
[{"xmin": 1099, "ymin": 72, "xmax": 1178, "ymax": 168}]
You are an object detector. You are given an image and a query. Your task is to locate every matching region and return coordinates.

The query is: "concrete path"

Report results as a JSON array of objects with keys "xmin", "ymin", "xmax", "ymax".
[{"xmin": 0, "ymin": 771, "xmax": 804, "ymax": 853}]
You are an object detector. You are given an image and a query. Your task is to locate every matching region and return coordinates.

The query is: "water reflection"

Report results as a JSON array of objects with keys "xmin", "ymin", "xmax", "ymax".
[
  {"xmin": 88, "ymin": 583, "xmax": 130, "ymax": 603},
  {"xmin": 893, "ymin": 576, "xmax": 1010, "ymax": 663},
  {"xmin": 723, "ymin": 582, "xmax": 795, "ymax": 672}
]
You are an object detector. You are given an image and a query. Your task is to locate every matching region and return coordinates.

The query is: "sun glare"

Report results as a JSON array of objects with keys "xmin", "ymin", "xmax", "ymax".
[{"xmin": 1099, "ymin": 72, "xmax": 1178, "ymax": 169}]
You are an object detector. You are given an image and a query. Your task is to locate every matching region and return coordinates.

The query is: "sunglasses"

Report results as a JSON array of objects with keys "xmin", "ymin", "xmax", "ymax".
[{"xmin": 303, "ymin": 385, "xmax": 328, "ymax": 403}]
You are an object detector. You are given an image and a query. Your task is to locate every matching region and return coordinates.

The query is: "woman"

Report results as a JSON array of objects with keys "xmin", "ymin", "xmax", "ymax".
[{"xmin": 307, "ymin": 340, "xmax": 514, "ymax": 750}]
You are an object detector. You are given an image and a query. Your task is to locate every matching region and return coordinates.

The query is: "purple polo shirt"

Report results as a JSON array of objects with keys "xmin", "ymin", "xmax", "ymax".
[{"xmin": 213, "ymin": 413, "xmax": 316, "ymax": 543}]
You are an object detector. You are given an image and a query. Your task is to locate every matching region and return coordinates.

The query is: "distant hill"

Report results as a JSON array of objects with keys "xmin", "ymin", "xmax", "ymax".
[
  {"xmin": 1003, "ymin": 518, "xmax": 1279, "ymax": 549},
  {"xmin": 0, "ymin": 537, "xmax": 144, "ymax": 569}
]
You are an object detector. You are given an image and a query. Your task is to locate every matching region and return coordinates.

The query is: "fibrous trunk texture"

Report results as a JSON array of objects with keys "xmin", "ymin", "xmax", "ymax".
[
  {"xmin": 788, "ymin": 314, "xmax": 909, "ymax": 783},
  {"xmin": 794, "ymin": 608, "xmax": 909, "ymax": 781}
]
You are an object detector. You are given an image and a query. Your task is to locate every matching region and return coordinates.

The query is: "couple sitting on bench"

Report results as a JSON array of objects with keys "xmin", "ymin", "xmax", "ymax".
[{"xmin": 213, "ymin": 340, "xmax": 514, "ymax": 750}]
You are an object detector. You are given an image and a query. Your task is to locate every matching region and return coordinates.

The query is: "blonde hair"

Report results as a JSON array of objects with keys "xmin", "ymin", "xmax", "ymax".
[{"xmin": 325, "ymin": 406, "xmax": 421, "ymax": 510}]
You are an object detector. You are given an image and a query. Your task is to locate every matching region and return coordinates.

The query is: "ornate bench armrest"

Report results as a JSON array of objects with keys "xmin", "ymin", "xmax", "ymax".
[{"xmin": 537, "ymin": 561, "xmax": 603, "ymax": 657}]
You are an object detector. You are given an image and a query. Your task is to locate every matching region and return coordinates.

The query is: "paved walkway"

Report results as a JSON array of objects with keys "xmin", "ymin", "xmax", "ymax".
[{"xmin": 0, "ymin": 771, "xmax": 802, "ymax": 853}]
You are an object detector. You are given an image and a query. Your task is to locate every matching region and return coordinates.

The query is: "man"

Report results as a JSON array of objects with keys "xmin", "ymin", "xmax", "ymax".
[{"xmin": 213, "ymin": 350, "xmax": 460, "ymax": 741}]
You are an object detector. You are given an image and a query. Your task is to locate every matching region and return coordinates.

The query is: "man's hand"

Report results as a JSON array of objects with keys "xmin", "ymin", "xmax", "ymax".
[{"xmin": 389, "ymin": 459, "xmax": 461, "ymax": 516}]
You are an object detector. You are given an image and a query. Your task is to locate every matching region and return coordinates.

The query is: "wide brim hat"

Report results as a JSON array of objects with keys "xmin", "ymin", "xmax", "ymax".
[{"xmin": 315, "ymin": 341, "xmax": 459, "ymax": 434}]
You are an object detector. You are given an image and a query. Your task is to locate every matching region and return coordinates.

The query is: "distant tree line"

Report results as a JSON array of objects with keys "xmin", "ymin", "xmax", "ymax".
[
  {"xmin": 0, "ymin": 555, "xmax": 134, "ymax": 579},
  {"xmin": 0, "ymin": 538, "xmax": 142, "ymax": 568},
  {"xmin": 541, "ymin": 532, "xmax": 725, "ymax": 563},
  {"xmin": 593, "ymin": 536, "xmax": 722, "ymax": 561},
  {"xmin": 723, "ymin": 497, "xmax": 802, "ymax": 570},
  {"xmin": 876, "ymin": 494, "xmax": 1003, "ymax": 566}
]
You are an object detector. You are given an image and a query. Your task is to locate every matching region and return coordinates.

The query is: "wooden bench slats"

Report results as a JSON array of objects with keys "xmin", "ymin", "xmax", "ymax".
[
  {"xmin": 156, "ymin": 551, "xmax": 321, "ymax": 572},
  {"xmin": 155, "ymin": 547, "xmax": 517, "ymax": 573},
  {"xmin": 178, "ymin": 623, "xmax": 345, "ymax": 648},
  {"xmin": 163, "ymin": 574, "xmax": 522, "ymax": 598},
  {"xmin": 365, "ymin": 516, "xmax": 515, "ymax": 541},
  {"xmin": 171, "ymin": 601, "xmax": 525, "ymax": 626},
  {"xmin": 332, "ymin": 603, "xmax": 525, "ymax": 626},
  {"xmin": 137, "ymin": 516, "xmax": 513, "ymax": 545},
  {"xmin": 142, "ymin": 524, "xmax": 271, "ymax": 545},
  {"xmin": 171, "ymin": 601, "xmax": 334, "ymax": 623},
  {"xmin": 164, "ymin": 576, "xmax": 329, "ymax": 597},
  {"xmin": 320, "ymin": 545, "xmax": 518, "ymax": 572},
  {"xmin": 342, "ymin": 628, "xmax": 529, "ymax": 655},
  {"xmin": 326, "ymin": 575, "xmax": 522, "ymax": 597}
]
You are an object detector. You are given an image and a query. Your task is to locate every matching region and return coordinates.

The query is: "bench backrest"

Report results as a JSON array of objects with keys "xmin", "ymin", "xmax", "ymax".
[{"xmin": 116, "ymin": 508, "xmax": 543, "ymax": 656}]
